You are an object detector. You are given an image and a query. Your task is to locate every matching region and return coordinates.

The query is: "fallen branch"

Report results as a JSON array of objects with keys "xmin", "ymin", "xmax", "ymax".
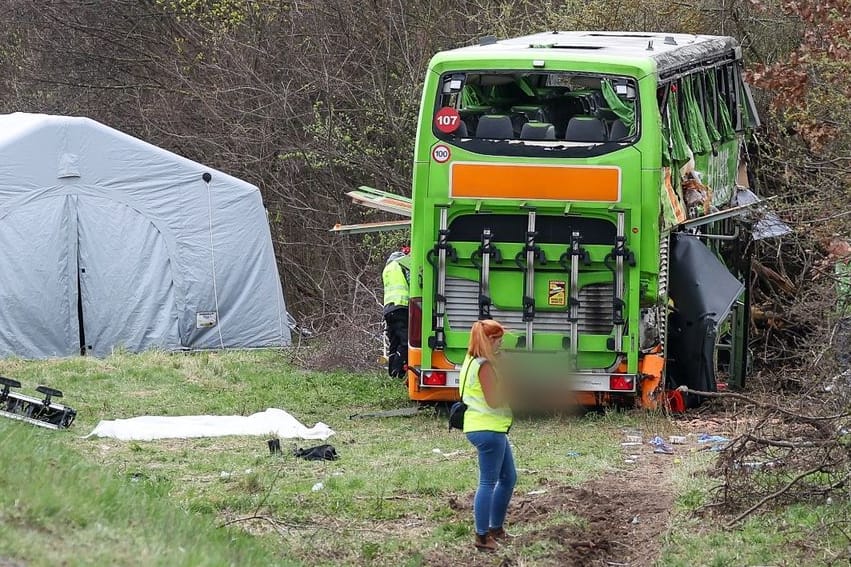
[
  {"xmin": 742, "ymin": 433, "xmax": 837, "ymax": 449},
  {"xmin": 220, "ymin": 514, "xmax": 301, "ymax": 536},
  {"xmin": 752, "ymin": 259, "xmax": 796, "ymax": 294},
  {"xmin": 725, "ymin": 464, "xmax": 825, "ymax": 528},
  {"xmin": 676, "ymin": 386, "xmax": 850, "ymax": 422}
]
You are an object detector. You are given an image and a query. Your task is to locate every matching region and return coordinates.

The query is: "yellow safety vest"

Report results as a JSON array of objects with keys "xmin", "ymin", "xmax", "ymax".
[
  {"xmin": 460, "ymin": 354, "xmax": 513, "ymax": 433},
  {"xmin": 382, "ymin": 259, "xmax": 410, "ymax": 308}
]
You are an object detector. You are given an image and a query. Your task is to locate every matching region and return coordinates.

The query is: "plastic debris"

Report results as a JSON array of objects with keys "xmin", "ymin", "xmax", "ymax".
[
  {"xmin": 669, "ymin": 435, "xmax": 687, "ymax": 444},
  {"xmin": 697, "ymin": 433, "xmax": 729, "ymax": 451},
  {"xmin": 649, "ymin": 435, "xmax": 674, "ymax": 454},
  {"xmin": 311, "ymin": 482, "xmax": 324, "ymax": 492},
  {"xmin": 734, "ymin": 459, "xmax": 783, "ymax": 471},
  {"xmin": 438, "ymin": 450, "xmax": 463, "ymax": 458},
  {"xmin": 697, "ymin": 434, "xmax": 729, "ymax": 443},
  {"xmin": 566, "ymin": 451, "xmax": 581, "ymax": 457}
]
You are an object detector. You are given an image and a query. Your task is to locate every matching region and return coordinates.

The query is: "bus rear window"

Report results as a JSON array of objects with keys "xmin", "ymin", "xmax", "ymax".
[{"xmin": 434, "ymin": 71, "xmax": 638, "ymax": 153}]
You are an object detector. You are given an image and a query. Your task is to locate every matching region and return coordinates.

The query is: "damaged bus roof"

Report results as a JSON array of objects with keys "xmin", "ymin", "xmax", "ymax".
[{"xmin": 431, "ymin": 31, "xmax": 740, "ymax": 78}]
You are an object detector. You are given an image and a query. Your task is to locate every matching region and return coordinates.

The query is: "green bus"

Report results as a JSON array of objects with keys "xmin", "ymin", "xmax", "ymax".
[{"xmin": 405, "ymin": 31, "xmax": 761, "ymax": 410}]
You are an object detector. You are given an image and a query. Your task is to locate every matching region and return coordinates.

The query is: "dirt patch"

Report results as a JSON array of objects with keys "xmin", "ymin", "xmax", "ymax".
[
  {"xmin": 515, "ymin": 470, "xmax": 674, "ymax": 567},
  {"xmin": 426, "ymin": 444, "xmax": 677, "ymax": 567}
]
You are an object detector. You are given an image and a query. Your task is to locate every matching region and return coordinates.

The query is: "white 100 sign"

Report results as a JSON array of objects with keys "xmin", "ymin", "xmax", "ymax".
[{"xmin": 432, "ymin": 145, "xmax": 451, "ymax": 163}]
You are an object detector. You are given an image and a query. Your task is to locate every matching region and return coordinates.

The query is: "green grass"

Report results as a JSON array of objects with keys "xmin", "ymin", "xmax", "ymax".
[
  {"xmin": 0, "ymin": 349, "xmax": 847, "ymax": 566},
  {"xmin": 661, "ymin": 449, "xmax": 850, "ymax": 566},
  {"xmin": 0, "ymin": 424, "xmax": 288, "ymax": 567},
  {"xmin": 659, "ymin": 504, "xmax": 850, "ymax": 567}
]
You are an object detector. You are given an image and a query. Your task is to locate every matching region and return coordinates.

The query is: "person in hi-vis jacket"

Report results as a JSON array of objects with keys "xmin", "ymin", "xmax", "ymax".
[{"xmin": 382, "ymin": 247, "xmax": 411, "ymax": 378}]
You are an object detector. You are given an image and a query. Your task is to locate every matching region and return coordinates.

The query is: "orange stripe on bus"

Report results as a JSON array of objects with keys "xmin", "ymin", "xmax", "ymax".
[{"xmin": 450, "ymin": 163, "xmax": 620, "ymax": 202}]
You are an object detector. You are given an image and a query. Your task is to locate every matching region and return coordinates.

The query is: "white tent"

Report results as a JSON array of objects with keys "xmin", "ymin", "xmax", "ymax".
[{"xmin": 0, "ymin": 112, "xmax": 291, "ymax": 358}]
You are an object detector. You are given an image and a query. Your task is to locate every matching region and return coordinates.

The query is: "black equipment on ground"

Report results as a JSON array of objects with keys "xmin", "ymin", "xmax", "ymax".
[{"xmin": 0, "ymin": 376, "xmax": 77, "ymax": 430}]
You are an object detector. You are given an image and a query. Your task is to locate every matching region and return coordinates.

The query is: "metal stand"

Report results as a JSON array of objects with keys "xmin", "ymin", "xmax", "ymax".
[
  {"xmin": 560, "ymin": 231, "xmax": 590, "ymax": 356},
  {"xmin": 471, "ymin": 228, "xmax": 502, "ymax": 320},
  {"xmin": 427, "ymin": 205, "xmax": 455, "ymax": 350},
  {"xmin": 0, "ymin": 377, "xmax": 77, "ymax": 430},
  {"xmin": 605, "ymin": 211, "xmax": 635, "ymax": 352},
  {"xmin": 514, "ymin": 208, "xmax": 546, "ymax": 350}
]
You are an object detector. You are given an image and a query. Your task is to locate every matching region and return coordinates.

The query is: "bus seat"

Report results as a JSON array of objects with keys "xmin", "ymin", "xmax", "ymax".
[
  {"xmin": 454, "ymin": 120, "xmax": 468, "ymax": 137},
  {"xmin": 475, "ymin": 115, "xmax": 514, "ymax": 139},
  {"xmin": 510, "ymin": 105, "xmax": 547, "ymax": 122},
  {"xmin": 564, "ymin": 116, "xmax": 607, "ymax": 142},
  {"xmin": 608, "ymin": 119, "xmax": 629, "ymax": 140},
  {"xmin": 520, "ymin": 122, "xmax": 556, "ymax": 140},
  {"xmin": 509, "ymin": 113, "xmax": 529, "ymax": 137},
  {"xmin": 544, "ymin": 101, "xmax": 581, "ymax": 139}
]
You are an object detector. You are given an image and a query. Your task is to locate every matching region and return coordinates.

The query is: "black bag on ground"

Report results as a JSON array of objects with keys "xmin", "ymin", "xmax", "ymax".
[
  {"xmin": 448, "ymin": 401, "xmax": 467, "ymax": 431},
  {"xmin": 294, "ymin": 444, "xmax": 339, "ymax": 461}
]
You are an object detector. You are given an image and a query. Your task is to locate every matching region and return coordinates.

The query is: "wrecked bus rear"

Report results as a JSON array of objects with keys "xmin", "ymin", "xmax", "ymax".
[{"xmin": 406, "ymin": 32, "xmax": 762, "ymax": 410}]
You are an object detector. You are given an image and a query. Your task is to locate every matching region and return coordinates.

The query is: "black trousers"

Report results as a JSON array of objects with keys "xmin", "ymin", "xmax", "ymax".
[{"xmin": 384, "ymin": 308, "xmax": 408, "ymax": 378}]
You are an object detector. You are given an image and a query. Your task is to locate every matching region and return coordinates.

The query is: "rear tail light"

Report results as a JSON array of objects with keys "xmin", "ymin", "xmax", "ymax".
[
  {"xmin": 609, "ymin": 375, "xmax": 634, "ymax": 391},
  {"xmin": 422, "ymin": 370, "xmax": 447, "ymax": 386},
  {"xmin": 409, "ymin": 297, "xmax": 422, "ymax": 347}
]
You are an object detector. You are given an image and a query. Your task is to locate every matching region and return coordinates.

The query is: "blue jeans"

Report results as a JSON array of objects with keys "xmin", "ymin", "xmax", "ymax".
[{"xmin": 466, "ymin": 431, "xmax": 517, "ymax": 535}]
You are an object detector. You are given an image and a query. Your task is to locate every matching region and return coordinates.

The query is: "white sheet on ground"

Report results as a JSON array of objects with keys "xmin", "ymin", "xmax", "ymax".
[{"xmin": 86, "ymin": 408, "xmax": 335, "ymax": 441}]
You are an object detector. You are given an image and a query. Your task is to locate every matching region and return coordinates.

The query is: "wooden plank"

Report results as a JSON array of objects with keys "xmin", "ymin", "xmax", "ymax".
[
  {"xmin": 355, "ymin": 185, "xmax": 412, "ymax": 202},
  {"xmin": 330, "ymin": 219, "xmax": 411, "ymax": 235},
  {"xmin": 347, "ymin": 186, "xmax": 412, "ymax": 217}
]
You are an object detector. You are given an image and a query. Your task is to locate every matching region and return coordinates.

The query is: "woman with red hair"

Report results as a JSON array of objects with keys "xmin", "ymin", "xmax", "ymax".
[{"xmin": 459, "ymin": 319, "xmax": 516, "ymax": 551}]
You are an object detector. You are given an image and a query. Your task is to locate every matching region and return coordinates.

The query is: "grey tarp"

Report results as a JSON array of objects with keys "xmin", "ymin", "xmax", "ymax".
[{"xmin": 0, "ymin": 113, "xmax": 290, "ymax": 358}]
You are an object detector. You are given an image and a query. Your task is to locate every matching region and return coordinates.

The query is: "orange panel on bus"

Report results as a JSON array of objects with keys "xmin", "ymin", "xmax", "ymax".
[{"xmin": 450, "ymin": 163, "xmax": 620, "ymax": 202}]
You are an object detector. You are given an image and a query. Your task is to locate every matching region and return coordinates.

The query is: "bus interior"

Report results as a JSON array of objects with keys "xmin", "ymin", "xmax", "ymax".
[{"xmin": 436, "ymin": 72, "xmax": 638, "ymax": 145}]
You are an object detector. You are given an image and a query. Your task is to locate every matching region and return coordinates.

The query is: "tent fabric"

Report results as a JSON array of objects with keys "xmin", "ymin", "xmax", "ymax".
[
  {"xmin": 0, "ymin": 112, "xmax": 291, "ymax": 358},
  {"xmin": 85, "ymin": 408, "xmax": 334, "ymax": 441}
]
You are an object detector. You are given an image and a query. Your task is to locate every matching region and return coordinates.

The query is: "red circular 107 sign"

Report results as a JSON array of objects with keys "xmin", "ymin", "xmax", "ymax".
[{"xmin": 434, "ymin": 107, "xmax": 462, "ymax": 134}]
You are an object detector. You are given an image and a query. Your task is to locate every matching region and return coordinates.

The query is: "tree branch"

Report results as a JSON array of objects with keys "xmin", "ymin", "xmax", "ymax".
[{"xmin": 725, "ymin": 464, "xmax": 826, "ymax": 528}]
